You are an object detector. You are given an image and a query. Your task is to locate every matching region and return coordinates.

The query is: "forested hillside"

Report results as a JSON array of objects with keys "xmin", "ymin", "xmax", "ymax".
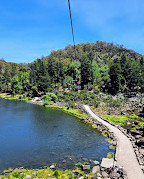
[{"xmin": 0, "ymin": 41, "xmax": 144, "ymax": 95}]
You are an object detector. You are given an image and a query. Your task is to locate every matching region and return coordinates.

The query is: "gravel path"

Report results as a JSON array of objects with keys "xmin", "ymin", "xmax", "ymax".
[{"xmin": 83, "ymin": 105, "xmax": 144, "ymax": 179}]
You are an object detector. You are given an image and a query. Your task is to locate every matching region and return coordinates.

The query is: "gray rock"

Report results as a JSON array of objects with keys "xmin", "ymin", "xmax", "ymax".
[
  {"xmin": 131, "ymin": 130, "xmax": 141, "ymax": 136},
  {"xmin": 135, "ymin": 135, "xmax": 142, "ymax": 139},
  {"xmin": 101, "ymin": 158, "xmax": 114, "ymax": 169},
  {"xmin": 112, "ymin": 141, "xmax": 117, "ymax": 146},
  {"xmin": 83, "ymin": 158, "xmax": 88, "ymax": 161},
  {"xmin": 81, "ymin": 165, "xmax": 90, "ymax": 170},
  {"xmin": 25, "ymin": 175, "xmax": 31, "ymax": 179},
  {"xmin": 109, "ymin": 170, "xmax": 120, "ymax": 178},
  {"xmin": 93, "ymin": 160, "xmax": 100, "ymax": 165},
  {"xmin": 136, "ymin": 137, "xmax": 144, "ymax": 147},
  {"xmin": 102, "ymin": 171, "xmax": 109, "ymax": 177},
  {"xmin": 50, "ymin": 164, "xmax": 55, "ymax": 169},
  {"xmin": 92, "ymin": 166, "xmax": 100, "ymax": 174},
  {"xmin": 97, "ymin": 173, "xmax": 101, "ymax": 177}
]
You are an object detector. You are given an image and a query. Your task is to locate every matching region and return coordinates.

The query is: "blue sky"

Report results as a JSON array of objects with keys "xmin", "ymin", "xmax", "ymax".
[{"xmin": 0, "ymin": 0, "xmax": 144, "ymax": 63}]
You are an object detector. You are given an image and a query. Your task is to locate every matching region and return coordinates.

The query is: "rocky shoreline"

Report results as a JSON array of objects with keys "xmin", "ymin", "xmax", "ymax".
[
  {"xmin": 82, "ymin": 105, "xmax": 144, "ymax": 179},
  {"xmin": 1, "ymin": 96, "xmax": 143, "ymax": 178},
  {"xmin": 81, "ymin": 115, "xmax": 128, "ymax": 179},
  {"xmin": 28, "ymin": 99, "xmax": 144, "ymax": 178}
]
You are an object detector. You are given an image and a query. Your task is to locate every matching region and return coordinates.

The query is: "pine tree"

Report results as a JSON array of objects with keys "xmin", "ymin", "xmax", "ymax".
[{"xmin": 109, "ymin": 58, "xmax": 121, "ymax": 94}]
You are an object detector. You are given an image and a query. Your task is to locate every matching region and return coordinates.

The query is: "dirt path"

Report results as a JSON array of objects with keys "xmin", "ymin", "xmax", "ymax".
[{"xmin": 83, "ymin": 105, "xmax": 144, "ymax": 179}]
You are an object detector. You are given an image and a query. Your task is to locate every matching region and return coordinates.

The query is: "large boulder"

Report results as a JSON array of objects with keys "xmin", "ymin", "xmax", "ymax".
[
  {"xmin": 136, "ymin": 137, "xmax": 144, "ymax": 147},
  {"xmin": 25, "ymin": 175, "xmax": 31, "ymax": 179},
  {"xmin": 131, "ymin": 130, "xmax": 141, "ymax": 136},
  {"xmin": 92, "ymin": 166, "xmax": 100, "ymax": 174},
  {"xmin": 50, "ymin": 164, "xmax": 55, "ymax": 169},
  {"xmin": 101, "ymin": 158, "xmax": 114, "ymax": 169},
  {"xmin": 92, "ymin": 160, "xmax": 100, "ymax": 165},
  {"xmin": 81, "ymin": 165, "xmax": 90, "ymax": 170},
  {"xmin": 109, "ymin": 170, "xmax": 120, "ymax": 179},
  {"xmin": 102, "ymin": 171, "xmax": 109, "ymax": 178}
]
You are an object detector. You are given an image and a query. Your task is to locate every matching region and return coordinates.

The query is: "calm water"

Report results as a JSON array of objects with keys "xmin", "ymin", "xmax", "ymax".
[{"xmin": 0, "ymin": 98, "xmax": 114, "ymax": 170}]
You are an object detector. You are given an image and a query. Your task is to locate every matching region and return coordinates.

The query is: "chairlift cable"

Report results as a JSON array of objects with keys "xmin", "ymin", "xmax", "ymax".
[{"xmin": 68, "ymin": 0, "xmax": 76, "ymax": 52}]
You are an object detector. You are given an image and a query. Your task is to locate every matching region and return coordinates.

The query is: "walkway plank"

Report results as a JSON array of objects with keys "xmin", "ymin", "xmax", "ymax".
[{"xmin": 83, "ymin": 105, "xmax": 144, "ymax": 179}]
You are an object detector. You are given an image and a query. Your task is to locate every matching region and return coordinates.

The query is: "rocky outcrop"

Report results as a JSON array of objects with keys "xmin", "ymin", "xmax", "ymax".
[
  {"xmin": 92, "ymin": 166, "xmax": 100, "ymax": 174},
  {"xmin": 101, "ymin": 158, "xmax": 114, "ymax": 169},
  {"xmin": 98, "ymin": 158, "xmax": 128, "ymax": 179},
  {"xmin": 81, "ymin": 165, "xmax": 90, "ymax": 170}
]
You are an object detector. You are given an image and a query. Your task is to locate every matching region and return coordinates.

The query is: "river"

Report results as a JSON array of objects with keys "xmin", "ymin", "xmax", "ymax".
[{"xmin": 0, "ymin": 98, "xmax": 114, "ymax": 170}]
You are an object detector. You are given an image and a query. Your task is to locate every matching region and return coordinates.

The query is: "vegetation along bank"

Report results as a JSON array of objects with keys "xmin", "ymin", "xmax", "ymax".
[{"xmin": 0, "ymin": 41, "xmax": 144, "ymax": 178}]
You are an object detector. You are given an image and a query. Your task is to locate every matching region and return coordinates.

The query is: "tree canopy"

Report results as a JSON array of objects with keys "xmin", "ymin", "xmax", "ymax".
[{"xmin": 0, "ymin": 41, "xmax": 143, "ymax": 95}]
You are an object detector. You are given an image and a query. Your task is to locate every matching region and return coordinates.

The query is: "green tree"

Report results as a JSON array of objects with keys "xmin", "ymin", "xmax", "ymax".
[
  {"xmin": 11, "ymin": 75, "xmax": 22, "ymax": 94},
  {"xmin": 18, "ymin": 70, "xmax": 30, "ymax": 92},
  {"xmin": 99, "ymin": 65, "xmax": 110, "ymax": 91},
  {"xmin": 109, "ymin": 58, "xmax": 122, "ymax": 94},
  {"xmin": 36, "ymin": 59, "xmax": 50, "ymax": 92},
  {"xmin": 3, "ymin": 67, "xmax": 11, "ymax": 92},
  {"xmin": 80, "ymin": 52, "xmax": 93, "ymax": 89},
  {"xmin": 67, "ymin": 60, "xmax": 80, "ymax": 80},
  {"xmin": 63, "ymin": 76, "xmax": 74, "ymax": 89},
  {"xmin": 47, "ymin": 57, "xmax": 57, "ymax": 84},
  {"xmin": 30, "ymin": 59, "xmax": 50, "ymax": 92},
  {"xmin": 92, "ymin": 61, "xmax": 101, "ymax": 84}
]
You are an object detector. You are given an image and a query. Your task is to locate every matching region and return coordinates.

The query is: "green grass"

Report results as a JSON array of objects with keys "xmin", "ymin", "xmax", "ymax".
[
  {"xmin": 102, "ymin": 114, "xmax": 141, "ymax": 127},
  {"xmin": 138, "ymin": 122, "xmax": 144, "ymax": 127},
  {"xmin": 45, "ymin": 105, "xmax": 89, "ymax": 119},
  {"xmin": 109, "ymin": 145, "xmax": 116, "ymax": 149},
  {"xmin": 102, "ymin": 115, "xmax": 128, "ymax": 126},
  {"xmin": 0, "ymin": 167, "xmax": 72, "ymax": 179},
  {"xmin": 0, "ymin": 93, "xmax": 11, "ymax": 98},
  {"xmin": 0, "ymin": 166, "xmax": 98, "ymax": 179},
  {"xmin": 107, "ymin": 152, "xmax": 114, "ymax": 159},
  {"xmin": 5, "ymin": 96, "xmax": 31, "ymax": 102}
]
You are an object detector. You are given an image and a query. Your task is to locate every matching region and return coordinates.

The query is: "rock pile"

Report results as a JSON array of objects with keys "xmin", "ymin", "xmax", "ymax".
[
  {"xmin": 81, "ymin": 158, "xmax": 127, "ymax": 179},
  {"xmin": 100, "ymin": 158, "xmax": 127, "ymax": 179}
]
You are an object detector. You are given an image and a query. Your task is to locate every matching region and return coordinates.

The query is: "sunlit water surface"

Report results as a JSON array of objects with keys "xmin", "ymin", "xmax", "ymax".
[{"xmin": 0, "ymin": 99, "xmax": 114, "ymax": 170}]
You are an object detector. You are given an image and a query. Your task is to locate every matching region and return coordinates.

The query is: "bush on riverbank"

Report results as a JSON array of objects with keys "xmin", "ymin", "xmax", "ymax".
[{"xmin": 42, "ymin": 93, "xmax": 58, "ymax": 103}]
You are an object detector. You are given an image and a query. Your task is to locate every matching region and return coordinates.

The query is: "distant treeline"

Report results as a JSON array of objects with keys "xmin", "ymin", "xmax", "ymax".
[{"xmin": 0, "ymin": 41, "xmax": 144, "ymax": 95}]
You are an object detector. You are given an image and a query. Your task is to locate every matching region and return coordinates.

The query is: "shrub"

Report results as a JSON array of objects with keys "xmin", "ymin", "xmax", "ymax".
[
  {"xmin": 42, "ymin": 93, "xmax": 58, "ymax": 103},
  {"xmin": 68, "ymin": 101, "xmax": 75, "ymax": 108},
  {"xmin": 138, "ymin": 122, "xmax": 144, "ymax": 127},
  {"xmin": 104, "ymin": 131, "xmax": 109, "ymax": 136},
  {"xmin": 43, "ymin": 100, "xmax": 49, "ymax": 106},
  {"xmin": 107, "ymin": 152, "xmax": 114, "ymax": 159},
  {"xmin": 129, "ymin": 114, "xmax": 140, "ymax": 120},
  {"xmin": 28, "ymin": 97, "xmax": 32, "ymax": 100},
  {"xmin": 94, "ymin": 87, "xmax": 100, "ymax": 94},
  {"xmin": 86, "ymin": 83, "xmax": 93, "ymax": 91},
  {"xmin": 94, "ymin": 101, "xmax": 99, "ymax": 108},
  {"xmin": 19, "ymin": 95, "xmax": 22, "ymax": 99},
  {"xmin": 72, "ymin": 85, "xmax": 78, "ymax": 91},
  {"xmin": 63, "ymin": 76, "xmax": 74, "ymax": 88}
]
